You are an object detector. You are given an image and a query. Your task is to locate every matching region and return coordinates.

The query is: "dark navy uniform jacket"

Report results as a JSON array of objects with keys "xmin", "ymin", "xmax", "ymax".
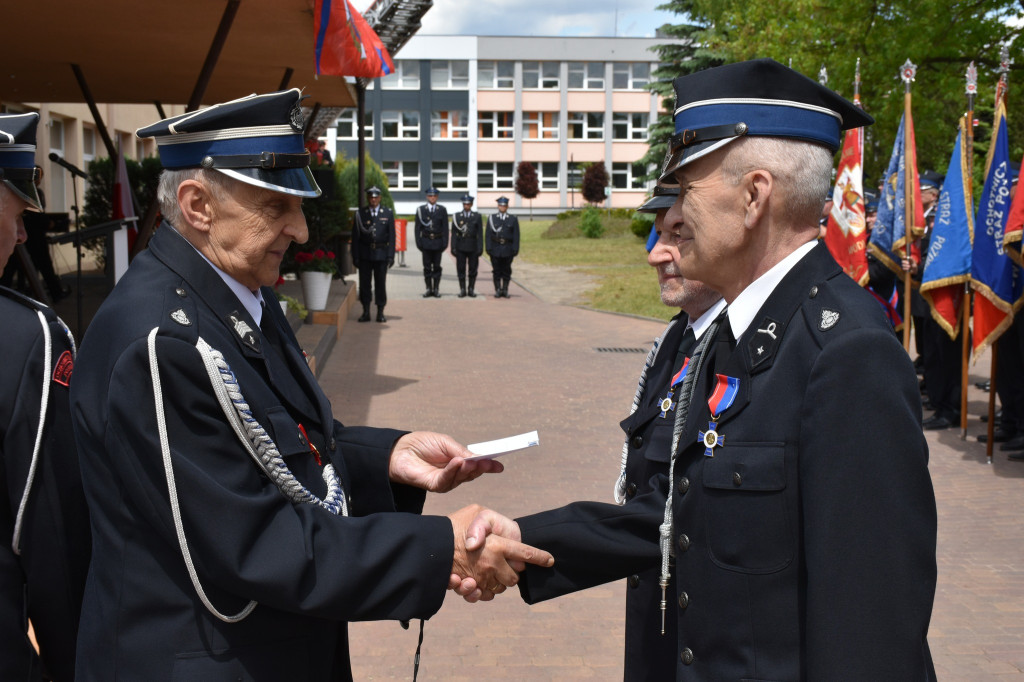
[
  {"xmin": 518, "ymin": 243, "xmax": 937, "ymax": 681},
  {"xmin": 70, "ymin": 225, "xmax": 453, "ymax": 681},
  {"xmin": 0, "ymin": 287, "xmax": 90, "ymax": 682},
  {"xmin": 451, "ymin": 211, "xmax": 483, "ymax": 255},
  {"xmin": 485, "ymin": 213, "xmax": 520, "ymax": 259},
  {"xmin": 414, "ymin": 204, "xmax": 449, "ymax": 252},
  {"xmin": 351, "ymin": 206, "xmax": 396, "ymax": 264}
]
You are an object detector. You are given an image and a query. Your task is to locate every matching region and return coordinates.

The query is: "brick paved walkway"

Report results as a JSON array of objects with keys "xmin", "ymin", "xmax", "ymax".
[{"xmin": 320, "ymin": 254, "xmax": 1024, "ymax": 681}]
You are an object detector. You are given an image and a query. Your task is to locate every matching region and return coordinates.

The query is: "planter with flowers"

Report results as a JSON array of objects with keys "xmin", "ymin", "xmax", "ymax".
[{"xmin": 293, "ymin": 249, "xmax": 338, "ymax": 311}]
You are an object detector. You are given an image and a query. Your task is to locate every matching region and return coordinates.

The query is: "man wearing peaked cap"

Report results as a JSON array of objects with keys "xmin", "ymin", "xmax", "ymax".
[
  {"xmin": 461, "ymin": 59, "xmax": 937, "ymax": 681},
  {"xmin": 68, "ymin": 90, "xmax": 552, "ymax": 680},
  {"xmin": 451, "ymin": 194, "xmax": 483, "ymax": 297},
  {"xmin": 351, "ymin": 185, "xmax": 396, "ymax": 321},
  {"xmin": 414, "ymin": 187, "xmax": 448, "ymax": 297},
  {"xmin": 484, "ymin": 196, "xmax": 519, "ymax": 298},
  {"xmin": 0, "ymin": 112, "xmax": 91, "ymax": 681}
]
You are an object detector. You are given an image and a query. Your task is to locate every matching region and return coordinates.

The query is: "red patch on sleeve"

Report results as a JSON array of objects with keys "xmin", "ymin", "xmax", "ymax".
[{"xmin": 52, "ymin": 350, "xmax": 73, "ymax": 387}]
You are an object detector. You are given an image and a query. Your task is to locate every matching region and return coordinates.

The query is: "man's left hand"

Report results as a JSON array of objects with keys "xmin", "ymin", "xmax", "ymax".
[{"xmin": 389, "ymin": 431, "xmax": 502, "ymax": 492}]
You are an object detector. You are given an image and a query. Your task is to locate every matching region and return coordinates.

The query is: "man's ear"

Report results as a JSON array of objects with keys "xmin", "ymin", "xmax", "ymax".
[
  {"xmin": 743, "ymin": 169, "xmax": 773, "ymax": 230},
  {"xmin": 177, "ymin": 179, "xmax": 215, "ymax": 234}
]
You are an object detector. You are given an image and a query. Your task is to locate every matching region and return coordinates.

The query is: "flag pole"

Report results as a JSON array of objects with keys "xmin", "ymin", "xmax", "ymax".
[
  {"xmin": 986, "ymin": 47, "xmax": 1011, "ymax": 463},
  {"xmin": 962, "ymin": 63, "xmax": 977, "ymax": 440},
  {"xmin": 901, "ymin": 60, "xmax": 917, "ymax": 352}
]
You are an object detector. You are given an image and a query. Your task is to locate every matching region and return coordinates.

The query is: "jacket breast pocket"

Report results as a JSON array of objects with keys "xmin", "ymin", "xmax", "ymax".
[
  {"xmin": 702, "ymin": 442, "xmax": 794, "ymax": 573},
  {"xmin": 263, "ymin": 407, "xmax": 309, "ymax": 459}
]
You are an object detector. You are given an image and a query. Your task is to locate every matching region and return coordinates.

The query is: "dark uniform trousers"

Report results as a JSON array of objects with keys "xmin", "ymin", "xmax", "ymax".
[
  {"xmin": 70, "ymin": 225, "xmax": 453, "ymax": 680},
  {"xmin": 0, "ymin": 287, "xmax": 90, "ymax": 682},
  {"xmin": 351, "ymin": 206, "xmax": 396, "ymax": 308},
  {"xmin": 485, "ymin": 213, "xmax": 520, "ymax": 294},
  {"xmin": 414, "ymin": 204, "xmax": 449, "ymax": 291},
  {"xmin": 517, "ymin": 243, "xmax": 937, "ymax": 681},
  {"xmin": 922, "ymin": 316, "xmax": 962, "ymax": 419},
  {"xmin": 451, "ymin": 212, "xmax": 483, "ymax": 287}
]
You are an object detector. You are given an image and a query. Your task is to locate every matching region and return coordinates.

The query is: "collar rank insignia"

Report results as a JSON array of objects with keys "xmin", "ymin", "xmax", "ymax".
[
  {"xmin": 228, "ymin": 312, "xmax": 260, "ymax": 353},
  {"xmin": 820, "ymin": 308, "xmax": 840, "ymax": 331},
  {"xmin": 170, "ymin": 308, "xmax": 191, "ymax": 326}
]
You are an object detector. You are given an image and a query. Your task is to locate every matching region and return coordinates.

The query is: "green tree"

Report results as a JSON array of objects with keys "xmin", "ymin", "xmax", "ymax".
[
  {"xmin": 81, "ymin": 156, "xmax": 162, "ymax": 268},
  {"xmin": 336, "ymin": 153, "xmax": 394, "ymax": 213}
]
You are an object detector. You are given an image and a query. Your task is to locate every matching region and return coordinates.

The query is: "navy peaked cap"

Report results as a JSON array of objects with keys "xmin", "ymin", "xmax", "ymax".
[
  {"xmin": 637, "ymin": 181, "xmax": 679, "ymax": 214},
  {"xmin": 426, "ymin": 187, "xmax": 438, "ymax": 195},
  {"xmin": 366, "ymin": 186, "xmax": 382, "ymax": 196},
  {"xmin": 0, "ymin": 113, "xmax": 42, "ymax": 211},
  {"xmin": 660, "ymin": 59, "xmax": 874, "ymax": 182},
  {"xmin": 136, "ymin": 89, "xmax": 320, "ymax": 198},
  {"xmin": 461, "ymin": 194, "xmax": 474, "ymax": 204},
  {"xmin": 920, "ymin": 170, "xmax": 944, "ymax": 191},
  {"xmin": 496, "ymin": 196, "xmax": 510, "ymax": 205}
]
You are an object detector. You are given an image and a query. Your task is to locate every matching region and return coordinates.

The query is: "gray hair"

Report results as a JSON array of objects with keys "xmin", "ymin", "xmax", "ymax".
[
  {"xmin": 156, "ymin": 168, "xmax": 233, "ymax": 230},
  {"xmin": 720, "ymin": 137, "xmax": 833, "ymax": 226}
]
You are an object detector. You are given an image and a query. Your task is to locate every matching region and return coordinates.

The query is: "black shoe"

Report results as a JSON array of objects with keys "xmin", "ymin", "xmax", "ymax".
[
  {"xmin": 468, "ymin": 288, "xmax": 476, "ymax": 298},
  {"xmin": 976, "ymin": 379, "xmax": 991, "ymax": 391},
  {"xmin": 978, "ymin": 427, "xmax": 1016, "ymax": 443},
  {"xmin": 358, "ymin": 307, "xmax": 371, "ymax": 322},
  {"xmin": 999, "ymin": 434, "xmax": 1024, "ymax": 451},
  {"xmin": 423, "ymin": 290, "xmax": 433, "ymax": 298},
  {"xmin": 922, "ymin": 414, "xmax": 954, "ymax": 430},
  {"xmin": 980, "ymin": 409, "xmax": 1003, "ymax": 423},
  {"xmin": 1008, "ymin": 451, "xmax": 1024, "ymax": 461},
  {"xmin": 376, "ymin": 308, "xmax": 386, "ymax": 323}
]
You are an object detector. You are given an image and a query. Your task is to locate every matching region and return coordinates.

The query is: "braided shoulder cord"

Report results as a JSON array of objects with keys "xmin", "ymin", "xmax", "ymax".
[
  {"xmin": 613, "ymin": 318, "xmax": 677, "ymax": 504},
  {"xmin": 12, "ymin": 310, "xmax": 52, "ymax": 555}
]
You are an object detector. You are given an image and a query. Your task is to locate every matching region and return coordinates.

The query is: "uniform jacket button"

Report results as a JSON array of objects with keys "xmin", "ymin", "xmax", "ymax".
[
  {"xmin": 678, "ymin": 591, "xmax": 689, "ymax": 609},
  {"xmin": 678, "ymin": 476, "xmax": 690, "ymax": 494},
  {"xmin": 677, "ymin": 533, "xmax": 690, "ymax": 552},
  {"xmin": 627, "ymin": 574, "xmax": 640, "ymax": 588},
  {"xmin": 809, "ymin": 285, "xmax": 819, "ymax": 298},
  {"xmin": 681, "ymin": 647, "xmax": 694, "ymax": 665},
  {"xmin": 626, "ymin": 482, "xmax": 638, "ymax": 498},
  {"xmin": 631, "ymin": 435, "xmax": 644, "ymax": 449},
  {"xmin": 175, "ymin": 287, "xmax": 187, "ymax": 297},
  {"xmin": 733, "ymin": 471, "xmax": 742, "ymax": 486},
  {"xmin": 329, "ymin": 437, "xmax": 336, "ymax": 450}
]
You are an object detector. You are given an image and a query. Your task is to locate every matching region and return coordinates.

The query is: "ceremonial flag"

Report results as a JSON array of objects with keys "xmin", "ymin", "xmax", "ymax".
[
  {"xmin": 970, "ymin": 100, "xmax": 1021, "ymax": 361},
  {"xmin": 112, "ymin": 142, "xmax": 137, "ymax": 251},
  {"xmin": 1002, "ymin": 151, "xmax": 1024, "ymax": 261},
  {"xmin": 314, "ymin": 0, "xmax": 394, "ymax": 79},
  {"xmin": 920, "ymin": 118, "xmax": 973, "ymax": 339},
  {"xmin": 868, "ymin": 113, "xmax": 925, "ymax": 273},
  {"xmin": 824, "ymin": 122, "xmax": 868, "ymax": 285}
]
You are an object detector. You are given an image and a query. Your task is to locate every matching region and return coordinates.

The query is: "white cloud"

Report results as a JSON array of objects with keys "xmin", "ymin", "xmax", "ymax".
[{"xmin": 355, "ymin": 0, "xmax": 674, "ymax": 38}]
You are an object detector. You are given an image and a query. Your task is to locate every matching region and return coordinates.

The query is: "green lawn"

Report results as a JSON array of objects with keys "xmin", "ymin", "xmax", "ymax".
[{"xmin": 518, "ymin": 219, "xmax": 675, "ymax": 321}]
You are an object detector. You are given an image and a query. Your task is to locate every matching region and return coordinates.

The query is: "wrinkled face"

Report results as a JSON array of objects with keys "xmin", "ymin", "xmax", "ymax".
[
  {"xmin": 648, "ymin": 205, "xmax": 720, "ymax": 315},
  {"xmin": 663, "ymin": 150, "xmax": 748, "ymax": 292},
  {"xmin": 368, "ymin": 194, "xmax": 381, "ymax": 208},
  {"xmin": 206, "ymin": 183, "xmax": 308, "ymax": 290},
  {"xmin": 0, "ymin": 184, "xmax": 30, "ymax": 270}
]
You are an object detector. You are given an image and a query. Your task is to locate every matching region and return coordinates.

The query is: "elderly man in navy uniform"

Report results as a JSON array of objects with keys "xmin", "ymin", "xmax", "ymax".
[
  {"xmin": 460, "ymin": 60, "xmax": 937, "ymax": 680},
  {"xmin": 0, "ymin": 113, "xmax": 90, "ymax": 681},
  {"xmin": 69, "ymin": 90, "xmax": 552, "ymax": 681},
  {"xmin": 616, "ymin": 181, "xmax": 723, "ymax": 681},
  {"xmin": 485, "ymin": 196, "xmax": 520, "ymax": 298},
  {"xmin": 414, "ymin": 187, "xmax": 448, "ymax": 298},
  {"xmin": 451, "ymin": 194, "xmax": 483, "ymax": 298},
  {"xmin": 351, "ymin": 186, "xmax": 395, "ymax": 322}
]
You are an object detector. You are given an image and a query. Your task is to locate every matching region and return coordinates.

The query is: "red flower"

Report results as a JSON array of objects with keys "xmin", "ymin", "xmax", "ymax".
[
  {"xmin": 326, "ymin": 251, "xmax": 335, "ymax": 259},
  {"xmin": 294, "ymin": 252, "xmax": 313, "ymax": 263},
  {"xmin": 314, "ymin": 249, "xmax": 326, "ymax": 259}
]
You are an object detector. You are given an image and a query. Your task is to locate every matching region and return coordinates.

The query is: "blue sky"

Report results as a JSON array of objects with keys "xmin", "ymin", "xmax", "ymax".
[{"xmin": 354, "ymin": 0, "xmax": 677, "ymax": 38}]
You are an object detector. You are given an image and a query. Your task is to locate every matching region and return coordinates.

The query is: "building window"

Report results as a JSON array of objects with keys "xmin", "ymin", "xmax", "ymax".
[
  {"xmin": 431, "ymin": 60, "xmax": 470, "ymax": 89},
  {"xmin": 336, "ymin": 109, "xmax": 373, "ymax": 140},
  {"xmin": 522, "ymin": 112, "xmax": 559, "ymax": 140},
  {"xmin": 612, "ymin": 112, "xmax": 650, "ymax": 140},
  {"xmin": 384, "ymin": 161, "xmax": 420, "ymax": 190},
  {"xmin": 522, "ymin": 61, "xmax": 559, "ymax": 89},
  {"xmin": 478, "ymin": 61, "xmax": 515, "ymax": 89},
  {"xmin": 478, "ymin": 111, "xmax": 515, "ymax": 139},
  {"xmin": 432, "ymin": 161, "xmax": 469, "ymax": 190},
  {"xmin": 568, "ymin": 62, "xmax": 605, "ymax": 89},
  {"xmin": 431, "ymin": 110, "xmax": 469, "ymax": 139},
  {"xmin": 381, "ymin": 111, "xmax": 420, "ymax": 139},
  {"xmin": 611, "ymin": 162, "xmax": 649, "ymax": 190},
  {"xmin": 380, "ymin": 60, "xmax": 420, "ymax": 89},
  {"xmin": 527, "ymin": 161, "xmax": 560, "ymax": 190},
  {"xmin": 613, "ymin": 62, "xmax": 651, "ymax": 90},
  {"xmin": 567, "ymin": 112, "xmax": 605, "ymax": 140},
  {"xmin": 478, "ymin": 162, "xmax": 516, "ymax": 190}
]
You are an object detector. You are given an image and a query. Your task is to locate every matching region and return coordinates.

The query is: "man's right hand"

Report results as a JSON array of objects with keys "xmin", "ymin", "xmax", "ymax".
[{"xmin": 447, "ymin": 504, "xmax": 552, "ymax": 603}]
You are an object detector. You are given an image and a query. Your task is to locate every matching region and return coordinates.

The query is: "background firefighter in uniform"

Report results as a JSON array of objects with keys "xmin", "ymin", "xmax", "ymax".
[
  {"xmin": 451, "ymin": 194, "xmax": 483, "ymax": 298},
  {"xmin": 414, "ymin": 187, "xmax": 448, "ymax": 298},
  {"xmin": 485, "ymin": 196, "xmax": 519, "ymax": 298},
  {"xmin": 351, "ymin": 186, "xmax": 395, "ymax": 322}
]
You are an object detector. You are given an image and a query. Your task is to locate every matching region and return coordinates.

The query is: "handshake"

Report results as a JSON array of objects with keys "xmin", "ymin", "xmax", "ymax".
[{"xmin": 447, "ymin": 505, "xmax": 553, "ymax": 603}]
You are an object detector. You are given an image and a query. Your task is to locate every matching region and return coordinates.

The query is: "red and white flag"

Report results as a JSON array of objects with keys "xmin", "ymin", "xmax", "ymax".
[
  {"xmin": 112, "ymin": 143, "xmax": 137, "ymax": 250},
  {"xmin": 824, "ymin": 124, "xmax": 868, "ymax": 285}
]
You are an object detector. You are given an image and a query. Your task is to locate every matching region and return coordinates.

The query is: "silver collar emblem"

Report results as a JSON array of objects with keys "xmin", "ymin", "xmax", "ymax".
[
  {"xmin": 171, "ymin": 309, "xmax": 191, "ymax": 326},
  {"xmin": 820, "ymin": 309, "xmax": 840, "ymax": 331}
]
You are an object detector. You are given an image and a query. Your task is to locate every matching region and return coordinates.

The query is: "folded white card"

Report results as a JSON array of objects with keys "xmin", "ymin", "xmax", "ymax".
[{"xmin": 466, "ymin": 430, "xmax": 540, "ymax": 460}]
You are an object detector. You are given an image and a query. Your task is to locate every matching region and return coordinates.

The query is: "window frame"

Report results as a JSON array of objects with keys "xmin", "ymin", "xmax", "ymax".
[
  {"xmin": 380, "ymin": 60, "xmax": 421, "ymax": 90},
  {"xmin": 384, "ymin": 160, "xmax": 421, "ymax": 190},
  {"xmin": 478, "ymin": 162, "xmax": 516, "ymax": 191},
  {"xmin": 431, "ymin": 60, "xmax": 470, "ymax": 89},
  {"xmin": 336, "ymin": 109, "xmax": 374, "ymax": 140},
  {"xmin": 527, "ymin": 161, "xmax": 560, "ymax": 191},
  {"xmin": 431, "ymin": 160, "xmax": 470, "ymax": 190},
  {"xmin": 521, "ymin": 111, "xmax": 559, "ymax": 140},
  {"xmin": 431, "ymin": 110, "xmax": 470, "ymax": 140},
  {"xmin": 381, "ymin": 110, "xmax": 421, "ymax": 140},
  {"xmin": 478, "ymin": 60, "xmax": 515, "ymax": 89},
  {"xmin": 478, "ymin": 111, "xmax": 515, "ymax": 140},
  {"xmin": 567, "ymin": 62, "xmax": 605, "ymax": 90},
  {"xmin": 611, "ymin": 161, "xmax": 649, "ymax": 190},
  {"xmin": 567, "ymin": 112, "xmax": 605, "ymax": 140},
  {"xmin": 612, "ymin": 62, "xmax": 651, "ymax": 90},
  {"xmin": 612, "ymin": 112, "xmax": 650, "ymax": 141}
]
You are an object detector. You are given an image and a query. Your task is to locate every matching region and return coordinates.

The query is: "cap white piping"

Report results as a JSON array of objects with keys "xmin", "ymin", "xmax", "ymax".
[
  {"xmin": 154, "ymin": 125, "xmax": 297, "ymax": 146},
  {"xmin": 675, "ymin": 97, "xmax": 843, "ymax": 124}
]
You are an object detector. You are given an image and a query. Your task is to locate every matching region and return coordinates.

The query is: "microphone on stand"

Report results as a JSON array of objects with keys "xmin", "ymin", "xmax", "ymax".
[{"xmin": 48, "ymin": 152, "xmax": 88, "ymax": 180}]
